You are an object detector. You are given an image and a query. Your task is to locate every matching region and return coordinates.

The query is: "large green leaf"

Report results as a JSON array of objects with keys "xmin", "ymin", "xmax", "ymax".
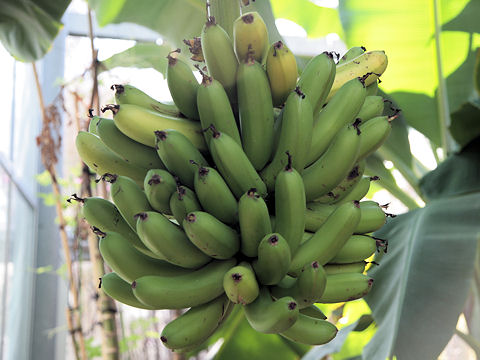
[
  {"xmin": 449, "ymin": 101, "xmax": 480, "ymax": 149},
  {"xmin": 362, "ymin": 191, "xmax": 480, "ymax": 359},
  {"xmin": 0, "ymin": 0, "xmax": 70, "ymax": 61}
]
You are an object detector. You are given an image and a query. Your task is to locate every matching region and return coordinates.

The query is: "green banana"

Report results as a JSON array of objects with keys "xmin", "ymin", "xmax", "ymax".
[
  {"xmin": 193, "ymin": 165, "xmax": 238, "ymax": 225},
  {"xmin": 303, "ymin": 123, "xmax": 361, "ymax": 201},
  {"xmin": 102, "ymin": 103, "xmax": 206, "ymax": 151},
  {"xmin": 75, "ymin": 131, "xmax": 146, "ymax": 186},
  {"xmin": 112, "ymin": 84, "xmax": 181, "ymax": 117},
  {"xmin": 132, "ymin": 259, "xmax": 236, "ymax": 309},
  {"xmin": 274, "ymin": 155, "xmax": 306, "ymax": 254},
  {"xmin": 197, "ymin": 72, "xmax": 242, "ymax": 146},
  {"xmin": 244, "ymin": 287, "xmax": 299, "ymax": 334},
  {"xmin": 280, "ymin": 314, "xmax": 337, "ymax": 345},
  {"xmin": 252, "ymin": 233, "xmax": 291, "ymax": 285},
  {"xmin": 326, "ymin": 50, "xmax": 388, "ymax": 102},
  {"xmin": 238, "ymin": 188, "xmax": 271, "ymax": 257},
  {"xmin": 290, "ymin": 201, "xmax": 361, "ymax": 276},
  {"xmin": 99, "ymin": 232, "xmax": 190, "ymax": 283},
  {"xmin": 201, "ymin": 17, "xmax": 239, "ymax": 102},
  {"xmin": 166, "ymin": 49, "xmax": 200, "ymax": 120},
  {"xmin": 313, "ymin": 161, "xmax": 366, "ymax": 204},
  {"xmin": 136, "ymin": 211, "xmax": 211, "ymax": 268},
  {"xmin": 319, "ymin": 273, "xmax": 374, "ymax": 303},
  {"xmin": 356, "ymin": 96, "xmax": 385, "ymax": 123},
  {"xmin": 155, "ymin": 129, "xmax": 209, "ymax": 189},
  {"xmin": 223, "ymin": 262, "xmax": 259, "ymax": 304},
  {"xmin": 236, "ymin": 55, "xmax": 274, "ymax": 170},
  {"xmin": 324, "ymin": 262, "xmax": 367, "ymax": 275},
  {"xmin": 96, "ymin": 118, "xmax": 165, "ymax": 169},
  {"xmin": 169, "ymin": 185, "xmax": 202, "ymax": 227},
  {"xmin": 160, "ymin": 295, "xmax": 230, "ymax": 350},
  {"xmin": 144, "ymin": 169, "xmax": 177, "ymax": 214},
  {"xmin": 329, "ymin": 235, "xmax": 377, "ymax": 264},
  {"xmin": 260, "ymin": 88, "xmax": 313, "ymax": 190},
  {"xmin": 266, "ymin": 41, "xmax": 298, "ymax": 106},
  {"xmin": 183, "ymin": 211, "xmax": 240, "ymax": 260},
  {"xmin": 297, "ymin": 51, "xmax": 336, "ymax": 115},
  {"xmin": 106, "ymin": 174, "xmax": 153, "ymax": 231},
  {"xmin": 101, "ymin": 272, "xmax": 155, "ymax": 310},
  {"xmin": 233, "ymin": 11, "xmax": 268, "ymax": 63},
  {"xmin": 300, "ymin": 305, "xmax": 327, "ymax": 320},
  {"xmin": 87, "ymin": 113, "xmax": 101, "ymax": 135},
  {"xmin": 337, "ymin": 46, "xmax": 366, "ymax": 65},
  {"xmin": 338, "ymin": 176, "xmax": 374, "ymax": 204},
  {"xmin": 208, "ymin": 126, "xmax": 267, "ymax": 198},
  {"xmin": 355, "ymin": 200, "xmax": 386, "ymax": 233},
  {"xmin": 356, "ymin": 116, "xmax": 393, "ymax": 161},
  {"xmin": 366, "ymin": 80, "xmax": 379, "ymax": 96},
  {"xmin": 306, "ymin": 77, "xmax": 366, "ymax": 166},
  {"xmin": 272, "ymin": 261, "xmax": 327, "ymax": 309}
]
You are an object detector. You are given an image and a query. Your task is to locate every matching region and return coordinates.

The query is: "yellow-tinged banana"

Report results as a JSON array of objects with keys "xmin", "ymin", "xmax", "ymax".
[
  {"xmin": 326, "ymin": 50, "xmax": 388, "ymax": 102},
  {"xmin": 266, "ymin": 41, "xmax": 298, "ymax": 106},
  {"xmin": 223, "ymin": 262, "xmax": 259, "ymax": 304},
  {"xmin": 101, "ymin": 272, "xmax": 155, "ymax": 310},
  {"xmin": 169, "ymin": 185, "xmax": 202, "ymax": 227},
  {"xmin": 160, "ymin": 295, "xmax": 230, "ymax": 350},
  {"xmin": 357, "ymin": 115, "xmax": 393, "ymax": 161},
  {"xmin": 135, "ymin": 211, "xmax": 211, "ymax": 268},
  {"xmin": 132, "ymin": 259, "xmax": 236, "ymax": 309},
  {"xmin": 319, "ymin": 273, "xmax": 374, "ymax": 303},
  {"xmin": 201, "ymin": 17, "xmax": 239, "ymax": 102},
  {"xmin": 144, "ymin": 169, "xmax": 177, "ymax": 214},
  {"xmin": 102, "ymin": 103, "xmax": 206, "ymax": 151},
  {"xmin": 330, "ymin": 235, "xmax": 377, "ymax": 264},
  {"xmin": 280, "ymin": 314, "xmax": 337, "ymax": 345},
  {"xmin": 324, "ymin": 262, "xmax": 367, "ymax": 275},
  {"xmin": 183, "ymin": 211, "xmax": 240, "ymax": 260},
  {"xmin": 166, "ymin": 49, "xmax": 200, "ymax": 120},
  {"xmin": 252, "ymin": 233, "xmax": 291, "ymax": 285},
  {"xmin": 337, "ymin": 46, "xmax": 366, "ymax": 65},
  {"xmin": 290, "ymin": 201, "xmax": 361, "ymax": 276},
  {"xmin": 233, "ymin": 11, "xmax": 268, "ymax": 63}
]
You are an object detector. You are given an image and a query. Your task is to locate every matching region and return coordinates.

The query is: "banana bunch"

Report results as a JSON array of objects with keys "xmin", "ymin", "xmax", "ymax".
[{"xmin": 75, "ymin": 10, "xmax": 392, "ymax": 352}]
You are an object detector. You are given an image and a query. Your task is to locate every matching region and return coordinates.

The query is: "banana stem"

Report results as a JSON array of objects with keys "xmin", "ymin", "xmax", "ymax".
[{"xmin": 209, "ymin": 0, "xmax": 241, "ymax": 39}]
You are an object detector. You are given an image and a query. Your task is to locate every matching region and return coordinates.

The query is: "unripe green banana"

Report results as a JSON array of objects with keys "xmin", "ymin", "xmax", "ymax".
[
  {"xmin": 356, "ymin": 96, "xmax": 385, "ymax": 123},
  {"xmin": 197, "ymin": 73, "xmax": 242, "ymax": 146},
  {"xmin": 304, "ymin": 202, "xmax": 336, "ymax": 233},
  {"xmin": 238, "ymin": 189, "xmax": 271, "ymax": 257},
  {"xmin": 132, "ymin": 259, "xmax": 236, "ymax": 309},
  {"xmin": 233, "ymin": 11, "xmax": 268, "ymax": 63},
  {"xmin": 136, "ymin": 211, "xmax": 211, "ymax": 268},
  {"xmin": 306, "ymin": 77, "xmax": 366, "ymax": 166},
  {"xmin": 106, "ymin": 174, "xmax": 153, "ymax": 231},
  {"xmin": 338, "ymin": 176, "xmax": 374, "ymax": 204},
  {"xmin": 236, "ymin": 55, "xmax": 274, "ymax": 170},
  {"xmin": 160, "ymin": 295, "xmax": 230, "ymax": 350},
  {"xmin": 183, "ymin": 211, "xmax": 240, "ymax": 260},
  {"xmin": 244, "ymin": 287, "xmax": 299, "ymax": 334},
  {"xmin": 366, "ymin": 80, "xmax": 379, "ymax": 96},
  {"xmin": 290, "ymin": 201, "xmax": 361, "ymax": 276},
  {"xmin": 303, "ymin": 123, "xmax": 361, "ymax": 201},
  {"xmin": 112, "ymin": 84, "xmax": 181, "ymax": 117},
  {"xmin": 274, "ymin": 156, "xmax": 306, "ymax": 254},
  {"xmin": 201, "ymin": 17, "xmax": 238, "ymax": 102},
  {"xmin": 193, "ymin": 164, "xmax": 238, "ymax": 225},
  {"xmin": 75, "ymin": 131, "xmax": 146, "ymax": 186},
  {"xmin": 266, "ymin": 41, "xmax": 298, "ymax": 106},
  {"xmin": 330, "ymin": 235, "xmax": 377, "ymax": 264},
  {"xmin": 101, "ymin": 272, "xmax": 155, "ymax": 310},
  {"xmin": 313, "ymin": 161, "xmax": 365, "ymax": 204},
  {"xmin": 355, "ymin": 200, "xmax": 386, "ymax": 233},
  {"xmin": 300, "ymin": 305, "xmax": 327, "ymax": 320},
  {"xmin": 297, "ymin": 52, "xmax": 336, "ymax": 115},
  {"xmin": 326, "ymin": 50, "xmax": 387, "ymax": 102},
  {"xmin": 223, "ymin": 262, "xmax": 259, "ymax": 304},
  {"xmin": 99, "ymin": 232, "xmax": 190, "ymax": 283},
  {"xmin": 208, "ymin": 127, "xmax": 267, "ymax": 198},
  {"xmin": 166, "ymin": 50, "xmax": 200, "ymax": 120},
  {"xmin": 356, "ymin": 116, "xmax": 392, "ymax": 161},
  {"xmin": 252, "ymin": 233, "xmax": 291, "ymax": 285},
  {"xmin": 87, "ymin": 114, "xmax": 101, "ymax": 135},
  {"xmin": 169, "ymin": 185, "xmax": 202, "ymax": 227},
  {"xmin": 319, "ymin": 273, "xmax": 374, "ymax": 303},
  {"xmin": 337, "ymin": 46, "xmax": 366, "ymax": 65},
  {"xmin": 103, "ymin": 103, "xmax": 206, "ymax": 150},
  {"xmin": 144, "ymin": 169, "xmax": 177, "ymax": 214},
  {"xmin": 280, "ymin": 314, "xmax": 337, "ymax": 345},
  {"xmin": 96, "ymin": 118, "xmax": 165, "ymax": 169},
  {"xmin": 324, "ymin": 262, "xmax": 367, "ymax": 275},
  {"xmin": 260, "ymin": 89, "xmax": 313, "ymax": 190},
  {"xmin": 155, "ymin": 129, "xmax": 209, "ymax": 189},
  {"xmin": 272, "ymin": 261, "xmax": 327, "ymax": 309}
]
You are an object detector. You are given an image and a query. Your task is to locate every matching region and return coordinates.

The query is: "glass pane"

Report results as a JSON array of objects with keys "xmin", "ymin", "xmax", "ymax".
[{"xmin": 0, "ymin": 167, "xmax": 9, "ymax": 356}]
